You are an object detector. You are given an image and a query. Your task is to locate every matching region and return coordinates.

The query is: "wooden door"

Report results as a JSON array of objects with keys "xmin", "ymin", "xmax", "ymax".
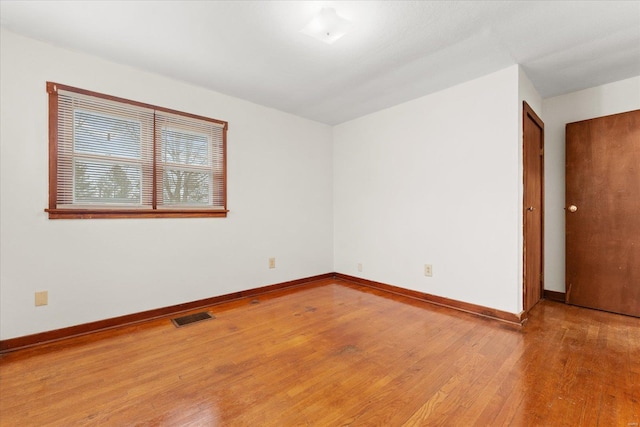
[
  {"xmin": 566, "ymin": 109, "xmax": 640, "ymax": 317},
  {"xmin": 523, "ymin": 102, "xmax": 544, "ymax": 313}
]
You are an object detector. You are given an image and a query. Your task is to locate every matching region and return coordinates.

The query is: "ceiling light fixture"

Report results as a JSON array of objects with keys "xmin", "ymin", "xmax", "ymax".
[{"xmin": 301, "ymin": 7, "xmax": 351, "ymax": 44}]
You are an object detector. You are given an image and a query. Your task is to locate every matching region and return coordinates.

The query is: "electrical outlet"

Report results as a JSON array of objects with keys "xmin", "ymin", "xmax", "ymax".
[
  {"xmin": 269, "ymin": 257, "xmax": 276, "ymax": 269},
  {"xmin": 35, "ymin": 291, "xmax": 48, "ymax": 306},
  {"xmin": 357, "ymin": 263, "xmax": 363, "ymax": 272},
  {"xmin": 424, "ymin": 264, "xmax": 433, "ymax": 277}
]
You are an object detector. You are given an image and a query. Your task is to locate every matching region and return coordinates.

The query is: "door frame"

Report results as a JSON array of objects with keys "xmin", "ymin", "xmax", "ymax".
[{"xmin": 522, "ymin": 101, "xmax": 545, "ymax": 313}]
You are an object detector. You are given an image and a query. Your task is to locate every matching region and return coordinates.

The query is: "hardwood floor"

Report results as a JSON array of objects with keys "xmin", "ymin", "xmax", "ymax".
[{"xmin": 1, "ymin": 278, "xmax": 638, "ymax": 426}]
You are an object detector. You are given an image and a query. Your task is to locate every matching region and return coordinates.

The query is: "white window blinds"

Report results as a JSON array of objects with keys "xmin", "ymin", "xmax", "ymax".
[
  {"xmin": 156, "ymin": 111, "xmax": 225, "ymax": 209},
  {"xmin": 57, "ymin": 90, "xmax": 155, "ymax": 208},
  {"xmin": 47, "ymin": 82, "xmax": 227, "ymax": 218}
]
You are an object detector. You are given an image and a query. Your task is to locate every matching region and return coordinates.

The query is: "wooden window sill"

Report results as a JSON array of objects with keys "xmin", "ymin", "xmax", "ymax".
[{"xmin": 45, "ymin": 208, "xmax": 229, "ymax": 219}]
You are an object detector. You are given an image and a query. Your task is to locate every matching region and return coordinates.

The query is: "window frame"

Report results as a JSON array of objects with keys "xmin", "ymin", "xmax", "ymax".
[{"xmin": 46, "ymin": 82, "xmax": 228, "ymax": 219}]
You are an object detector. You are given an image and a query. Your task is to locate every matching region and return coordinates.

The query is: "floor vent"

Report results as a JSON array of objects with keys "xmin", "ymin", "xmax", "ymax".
[{"xmin": 172, "ymin": 311, "xmax": 215, "ymax": 328}]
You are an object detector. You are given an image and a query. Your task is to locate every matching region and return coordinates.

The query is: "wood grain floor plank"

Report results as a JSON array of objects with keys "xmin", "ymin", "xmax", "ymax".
[{"xmin": 1, "ymin": 278, "xmax": 639, "ymax": 426}]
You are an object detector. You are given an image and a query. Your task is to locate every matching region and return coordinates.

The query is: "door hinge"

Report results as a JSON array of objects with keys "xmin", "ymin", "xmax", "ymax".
[{"xmin": 540, "ymin": 148, "xmax": 544, "ymax": 156}]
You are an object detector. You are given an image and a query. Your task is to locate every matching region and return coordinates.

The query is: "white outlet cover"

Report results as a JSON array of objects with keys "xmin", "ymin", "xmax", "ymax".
[{"xmin": 424, "ymin": 264, "xmax": 433, "ymax": 277}]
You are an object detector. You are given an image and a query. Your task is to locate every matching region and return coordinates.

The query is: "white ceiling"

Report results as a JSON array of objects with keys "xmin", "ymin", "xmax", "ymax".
[{"xmin": 1, "ymin": 1, "xmax": 639, "ymax": 125}]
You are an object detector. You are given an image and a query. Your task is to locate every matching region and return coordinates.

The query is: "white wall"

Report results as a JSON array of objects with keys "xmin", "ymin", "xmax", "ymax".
[
  {"xmin": 333, "ymin": 65, "xmax": 523, "ymax": 314},
  {"xmin": 6, "ymin": 27, "xmax": 634, "ymax": 341},
  {"xmin": 0, "ymin": 29, "xmax": 334, "ymax": 340},
  {"xmin": 542, "ymin": 76, "xmax": 640, "ymax": 292}
]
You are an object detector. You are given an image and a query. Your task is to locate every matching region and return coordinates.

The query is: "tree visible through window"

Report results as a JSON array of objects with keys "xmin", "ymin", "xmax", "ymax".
[
  {"xmin": 73, "ymin": 109, "xmax": 143, "ymax": 205},
  {"xmin": 161, "ymin": 128, "xmax": 211, "ymax": 205},
  {"xmin": 46, "ymin": 82, "xmax": 227, "ymax": 219}
]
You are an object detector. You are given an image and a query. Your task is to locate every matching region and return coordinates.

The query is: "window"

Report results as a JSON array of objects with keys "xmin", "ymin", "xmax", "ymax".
[{"xmin": 46, "ymin": 82, "xmax": 227, "ymax": 219}]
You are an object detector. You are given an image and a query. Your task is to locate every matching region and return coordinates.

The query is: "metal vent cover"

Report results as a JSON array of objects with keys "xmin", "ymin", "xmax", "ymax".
[{"xmin": 171, "ymin": 311, "xmax": 215, "ymax": 328}]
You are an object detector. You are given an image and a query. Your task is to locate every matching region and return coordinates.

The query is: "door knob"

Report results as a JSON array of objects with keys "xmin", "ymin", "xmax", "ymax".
[
  {"xmin": 568, "ymin": 205, "xmax": 578, "ymax": 213},
  {"xmin": 527, "ymin": 206, "xmax": 535, "ymax": 212}
]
